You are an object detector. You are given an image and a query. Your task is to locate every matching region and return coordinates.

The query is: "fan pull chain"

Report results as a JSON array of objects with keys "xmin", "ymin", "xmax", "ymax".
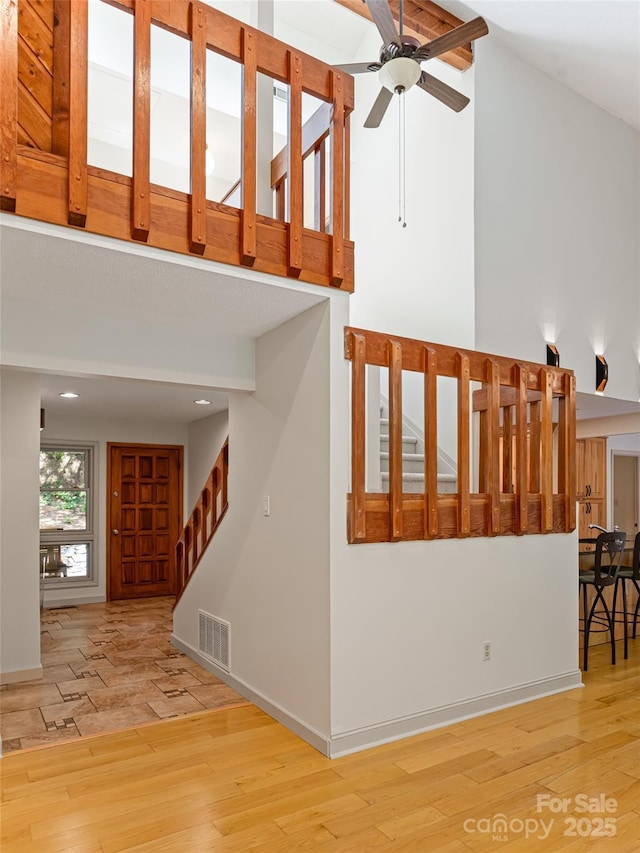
[{"xmin": 398, "ymin": 90, "xmax": 407, "ymax": 228}]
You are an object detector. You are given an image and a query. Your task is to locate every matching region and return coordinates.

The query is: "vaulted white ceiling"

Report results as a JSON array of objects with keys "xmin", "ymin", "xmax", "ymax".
[{"xmin": 437, "ymin": 0, "xmax": 640, "ymax": 131}]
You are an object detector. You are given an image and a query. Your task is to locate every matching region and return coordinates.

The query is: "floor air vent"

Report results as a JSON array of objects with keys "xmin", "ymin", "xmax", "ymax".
[{"xmin": 198, "ymin": 611, "xmax": 230, "ymax": 671}]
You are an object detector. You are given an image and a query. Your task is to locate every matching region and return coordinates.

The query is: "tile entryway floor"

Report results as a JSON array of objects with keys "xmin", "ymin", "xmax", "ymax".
[{"xmin": 0, "ymin": 597, "xmax": 249, "ymax": 753}]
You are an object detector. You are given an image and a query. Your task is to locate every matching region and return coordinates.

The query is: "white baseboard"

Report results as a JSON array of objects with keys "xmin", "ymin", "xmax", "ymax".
[
  {"xmin": 171, "ymin": 635, "xmax": 330, "ymax": 754},
  {"xmin": 327, "ymin": 671, "xmax": 584, "ymax": 758},
  {"xmin": 1, "ymin": 666, "xmax": 43, "ymax": 685},
  {"xmin": 43, "ymin": 595, "xmax": 105, "ymax": 607},
  {"xmin": 172, "ymin": 633, "xmax": 583, "ymax": 759}
]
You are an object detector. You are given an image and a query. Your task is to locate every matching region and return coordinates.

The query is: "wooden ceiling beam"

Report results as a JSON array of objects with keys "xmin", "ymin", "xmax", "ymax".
[{"xmin": 333, "ymin": 0, "xmax": 473, "ymax": 70}]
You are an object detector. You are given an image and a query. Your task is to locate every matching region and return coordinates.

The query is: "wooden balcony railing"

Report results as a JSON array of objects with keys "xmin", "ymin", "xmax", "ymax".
[
  {"xmin": 1, "ymin": 0, "xmax": 354, "ymax": 291},
  {"xmin": 346, "ymin": 328, "xmax": 577, "ymax": 543},
  {"xmin": 175, "ymin": 437, "xmax": 228, "ymax": 605}
]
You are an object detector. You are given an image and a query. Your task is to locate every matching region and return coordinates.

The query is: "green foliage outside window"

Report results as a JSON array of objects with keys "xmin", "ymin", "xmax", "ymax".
[{"xmin": 40, "ymin": 450, "xmax": 88, "ymax": 530}]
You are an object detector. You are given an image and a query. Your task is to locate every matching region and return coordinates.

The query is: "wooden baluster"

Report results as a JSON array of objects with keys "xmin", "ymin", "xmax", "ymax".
[
  {"xmin": 486, "ymin": 359, "xmax": 501, "ymax": 535},
  {"xmin": 189, "ymin": 1, "xmax": 207, "ymax": 254},
  {"xmin": 388, "ymin": 340, "xmax": 403, "ymax": 541},
  {"xmin": 558, "ymin": 374, "xmax": 576, "ymax": 532},
  {"xmin": 241, "ymin": 28, "xmax": 257, "ymax": 266},
  {"xmin": 201, "ymin": 487, "xmax": 209, "ymax": 548},
  {"xmin": 192, "ymin": 507, "xmax": 200, "ymax": 566},
  {"xmin": 568, "ymin": 375, "xmax": 577, "ymax": 532},
  {"xmin": 275, "ymin": 180, "xmax": 285, "ymax": 221},
  {"xmin": 515, "ymin": 364, "xmax": 528, "ymax": 534},
  {"xmin": 176, "ymin": 540, "xmax": 184, "ymax": 592},
  {"xmin": 52, "ymin": 0, "xmax": 71, "ymax": 157},
  {"xmin": 287, "ymin": 51, "xmax": 303, "ymax": 276},
  {"xmin": 67, "ymin": 0, "xmax": 88, "ymax": 227},
  {"xmin": 314, "ymin": 140, "xmax": 326, "ymax": 232},
  {"xmin": 330, "ymin": 70, "xmax": 344, "ymax": 287},
  {"xmin": 502, "ymin": 405, "xmax": 514, "ymax": 493},
  {"xmin": 132, "ymin": 0, "xmax": 151, "ymax": 241},
  {"xmin": 222, "ymin": 440, "xmax": 229, "ymax": 508},
  {"xmin": 344, "ymin": 111, "xmax": 350, "ymax": 240},
  {"xmin": 350, "ymin": 332, "xmax": 366, "ymax": 542},
  {"xmin": 424, "ymin": 346, "xmax": 438, "ymax": 538},
  {"xmin": 184, "ymin": 526, "xmax": 192, "ymax": 579},
  {"xmin": 456, "ymin": 352, "xmax": 470, "ymax": 537},
  {"xmin": 478, "ymin": 399, "xmax": 488, "ymax": 494},
  {"xmin": 0, "ymin": 0, "xmax": 18, "ymax": 211},
  {"xmin": 210, "ymin": 468, "xmax": 219, "ymax": 528},
  {"xmin": 540, "ymin": 368, "xmax": 554, "ymax": 532},
  {"xmin": 529, "ymin": 399, "xmax": 541, "ymax": 494}
]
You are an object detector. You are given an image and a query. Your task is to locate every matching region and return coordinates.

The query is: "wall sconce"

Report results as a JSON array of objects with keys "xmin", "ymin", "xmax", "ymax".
[
  {"xmin": 40, "ymin": 408, "xmax": 45, "ymax": 431},
  {"xmin": 546, "ymin": 344, "xmax": 560, "ymax": 367},
  {"xmin": 595, "ymin": 355, "xmax": 608, "ymax": 392}
]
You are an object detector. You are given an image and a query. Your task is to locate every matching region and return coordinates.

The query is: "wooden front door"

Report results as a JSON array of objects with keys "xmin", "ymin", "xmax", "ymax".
[{"xmin": 108, "ymin": 444, "xmax": 183, "ymax": 600}]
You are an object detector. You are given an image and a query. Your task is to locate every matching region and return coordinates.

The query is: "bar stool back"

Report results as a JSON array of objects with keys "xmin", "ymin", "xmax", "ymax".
[
  {"xmin": 579, "ymin": 531, "xmax": 626, "ymax": 671},
  {"xmin": 613, "ymin": 531, "xmax": 640, "ymax": 661}
]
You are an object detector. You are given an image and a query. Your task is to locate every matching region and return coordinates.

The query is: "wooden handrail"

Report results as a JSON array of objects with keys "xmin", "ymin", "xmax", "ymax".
[
  {"xmin": 220, "ymin": 178, "xmax": 241, "ymax": 205},
  {"xmin": 3, "ymin": 0, "xmax": 355, "ymax": 291},
  {"xmin": 174, "ymin": 437, "xmax": 229, "ymax": 606},
  {"xmin": 345, "ymin": 327, "xmax": 577, "ymax": 544}
]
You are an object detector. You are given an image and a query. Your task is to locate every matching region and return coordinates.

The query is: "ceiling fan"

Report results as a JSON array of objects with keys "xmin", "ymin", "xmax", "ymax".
[{"xmin": 335, "ymin": 0, "xmax": 488, "ymax": 127}]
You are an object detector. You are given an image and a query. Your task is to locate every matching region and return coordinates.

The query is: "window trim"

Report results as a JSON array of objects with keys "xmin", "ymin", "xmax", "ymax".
[{"xmin": 40, "ymin": 440, "xmax": 99, "ymax": 588}]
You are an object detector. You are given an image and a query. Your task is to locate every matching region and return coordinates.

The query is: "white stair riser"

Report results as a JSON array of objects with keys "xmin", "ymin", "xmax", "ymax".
[
  {"xmin": 380, "ymin": 473, "xmax": 458, "ymax": 494},
  {"xmin": 380, "ymin": 435, "xmax": 418, "ymax": 455},
  {"xmin": 380, "ymin": 452, "xmax": 425, "ymax": 475}
]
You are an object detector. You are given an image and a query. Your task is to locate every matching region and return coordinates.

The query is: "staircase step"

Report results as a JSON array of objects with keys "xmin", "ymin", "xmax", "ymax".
[
  {"xmin": 380, "ymin": 434, "xmax": 418, "ymax": 454},
  {"xmin": 380, "ymin": 451, "xmax": 425, "ymax": 474},
  {"xmin": 381, "ymin": 472, "xmax": 458, "ymax": 494}
]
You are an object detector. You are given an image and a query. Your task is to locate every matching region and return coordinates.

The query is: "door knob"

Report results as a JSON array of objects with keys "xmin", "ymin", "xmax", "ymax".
[{"xmin": 112, "ymin": 529, "xmax": 119, "ymax": 535}]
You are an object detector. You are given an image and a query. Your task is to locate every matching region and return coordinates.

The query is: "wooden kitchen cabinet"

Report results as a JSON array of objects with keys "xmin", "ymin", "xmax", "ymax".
[
  {"xmin": 576, "ymin": 437, "xmax": 606, "ymax": 499},
  {"xmin": 576, "ymin": 437, "xmax": 607, "ymax": 547}
]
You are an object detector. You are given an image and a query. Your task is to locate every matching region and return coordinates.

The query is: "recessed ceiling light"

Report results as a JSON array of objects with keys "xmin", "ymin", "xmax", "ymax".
[
  {"xmin": 59, "ymin": 392, "xmax": 79, "ymax": 398},
  {"xmin": 194, "ymin": 399, "xmax": 212, "ymax": 405}
]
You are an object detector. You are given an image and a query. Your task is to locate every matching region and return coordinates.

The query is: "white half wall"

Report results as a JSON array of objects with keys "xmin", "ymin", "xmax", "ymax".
[
  {"xmin": 0, "ymin": 369, "xmax": 42, "ymax": 682},
  {"xmin": 474, "ymin": 39, "xmax": 640, "ymax": 404},
  {"xmin": 173, "ymin": 300, "xmax": 336, "ymax": 740},
  {"xmin": 328, "ymin": 310, "xmax": 582, "ymax": 756}
]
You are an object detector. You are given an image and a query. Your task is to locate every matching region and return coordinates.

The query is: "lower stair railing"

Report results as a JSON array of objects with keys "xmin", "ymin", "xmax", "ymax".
[{"xmin": 174, "ymin": 437, "xmax": 228, "ymax": 605}]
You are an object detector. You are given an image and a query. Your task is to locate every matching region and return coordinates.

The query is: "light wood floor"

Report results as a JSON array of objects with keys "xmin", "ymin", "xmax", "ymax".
[{"xmin": 1, "ymin": 640, "xmax": 638, "ymax": 852}]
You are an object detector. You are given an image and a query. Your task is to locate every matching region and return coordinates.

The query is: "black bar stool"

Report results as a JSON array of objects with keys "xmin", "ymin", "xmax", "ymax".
[
  {"xmin": 579, "ymin": 531, "xmax": 626, "ymax": 671},
  {"xmin": 613, "ymin": 531, "xmax": 640, "ymax": 660}
]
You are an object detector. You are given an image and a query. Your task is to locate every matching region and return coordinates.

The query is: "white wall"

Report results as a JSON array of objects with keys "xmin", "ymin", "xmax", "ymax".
[
  {"xmin": 174, "ymin": 300, "xmax": 334, "ymax": 738},
  {"xmin": 328, "ymin": 310, "xmax": 581, "ymax": 755},
  {"xmin": 41, "ymin": 412, "xmax": 188, "ymax": 605},
  {"xmin": 186, "ymin": 409, "xmax": 230, "ymax": 509},
  {"xmin": 0, "ymin": 370, "xmax": 42, "ymax": 681},
  {"xmin": 474, "ymin": 40, "xmax": 640, "ymax": 404},
  {"xmin": 2, "ymin": 297, "xmax": 254, "ymax": 391},
  {"xmin": 349, "ymin": 32, "xmax": 476, "ymax": 349},
  {"xmin": 347, "ymin": 31, "xmax": 476, "ymax": 455}
]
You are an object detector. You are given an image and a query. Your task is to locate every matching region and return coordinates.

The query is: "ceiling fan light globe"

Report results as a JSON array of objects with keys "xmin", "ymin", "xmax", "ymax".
[{"xmin": 379, "ymin": 57, "xmax": 421, "ymax": 93}]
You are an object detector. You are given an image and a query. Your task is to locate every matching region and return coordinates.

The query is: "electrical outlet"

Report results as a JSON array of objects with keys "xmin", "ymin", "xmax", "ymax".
[
  {"xmin": 263, "ymin": 495, "xmax": 271, "ymax": 517},
  {"xmin": 482, "ymin": 642, "xmax": 491, "ymax": 661}
]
